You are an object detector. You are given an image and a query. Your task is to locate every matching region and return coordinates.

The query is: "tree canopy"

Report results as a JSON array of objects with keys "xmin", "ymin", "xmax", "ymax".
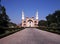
[
  {"xmin": 0, "ymin": 6, "xmax": 10, "ymax": 27},
  {"xmin": 0, "ymin": 5, "xmax": 10, "ymax": 34},
  {"xmin": 46, "ymin": 10, "xmax": 60, "ymax": 27},
  {"xmin": 38, "ymin": 10, "xmax": 60, "ymax": 27}
]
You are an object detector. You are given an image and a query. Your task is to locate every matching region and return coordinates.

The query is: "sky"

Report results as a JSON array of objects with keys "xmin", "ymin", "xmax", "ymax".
[{"xmin": 1, "ymin": 0, "xmax": 60, "ymax": 24}]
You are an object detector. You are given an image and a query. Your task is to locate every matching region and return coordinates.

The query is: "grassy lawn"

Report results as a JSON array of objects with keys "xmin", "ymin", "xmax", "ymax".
[
  {"xmin": 36, "ymin": 27, "xmax": 60, "ymax": 35},
  {"xmin": 0, "ymin": 27, "xmax": 25, "ymax": 39}
]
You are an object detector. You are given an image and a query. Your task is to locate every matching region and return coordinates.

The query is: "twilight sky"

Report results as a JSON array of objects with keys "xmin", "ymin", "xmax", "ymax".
[{"xmin": 1, "ymin": 0, "xmax": 60, "ymax": 24}]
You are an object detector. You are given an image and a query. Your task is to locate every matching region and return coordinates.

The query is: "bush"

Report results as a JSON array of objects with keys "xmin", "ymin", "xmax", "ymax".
[
  {"xmin": 36, "ymin": 27, "xmax": 60, "ymax": 35},
  {"xmin": 0, "ymin": 27, "xmax": 25, "ymax": 39},
  {"xmin": 50, "ymin": 23, "xmax": 57, "ymax": 28},
  {"xmin": 0, "ymin": 28, "xmax": 5, "ymax": 34}
]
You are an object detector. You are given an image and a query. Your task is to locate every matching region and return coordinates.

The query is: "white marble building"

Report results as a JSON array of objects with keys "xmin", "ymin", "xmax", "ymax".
[{"xmin": 22, "ymin": 10, "xmax": 39, "ymax": 27}]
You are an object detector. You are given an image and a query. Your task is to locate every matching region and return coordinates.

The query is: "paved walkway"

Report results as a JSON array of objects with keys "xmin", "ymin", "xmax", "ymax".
[{"xmin": 0, "ymin": 28, "xmax": 60, "ymax": 44}]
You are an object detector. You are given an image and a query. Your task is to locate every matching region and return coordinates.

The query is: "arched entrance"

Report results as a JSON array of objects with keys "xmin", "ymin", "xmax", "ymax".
[{"xmin": 27, "ymin": 20, "xmax": 34, "ymax": 27}]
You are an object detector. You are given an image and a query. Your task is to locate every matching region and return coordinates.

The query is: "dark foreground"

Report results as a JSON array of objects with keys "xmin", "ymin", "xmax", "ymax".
[{"xmin": 0, "ymin": 28, "xmax": 60, "ymax": 44}]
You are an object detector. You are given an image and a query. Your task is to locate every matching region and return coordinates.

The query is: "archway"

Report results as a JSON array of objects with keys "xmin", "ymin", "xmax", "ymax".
[{"xmin": 27, "ymin": 20, "xmax": 34, "ymax": 27}]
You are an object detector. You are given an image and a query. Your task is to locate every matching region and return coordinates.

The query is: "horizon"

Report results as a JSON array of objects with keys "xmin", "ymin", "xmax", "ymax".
[{"xmin": 1, "ymin": 0, "xmax": 60, "ymax": 24}]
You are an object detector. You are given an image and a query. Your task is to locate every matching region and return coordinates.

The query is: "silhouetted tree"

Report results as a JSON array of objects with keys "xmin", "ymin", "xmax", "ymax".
[
  {"xmin": 8, "ymin": 22, "xmax": 17, "ymax": 28},
  {"xmin": 46, "ymin": 10, "xmax": 60, "ymax": 27},
  {"xmin": 0, "ymin": 6, "xmax": 10, "ymax": 34},
  {"xmin": 38, "ymin": 20, "xmax": 47, "ymax": 26},
  {"xmin": 0, "ymin": 6, "xmax": 10, "ymax": 27},
  {"xmin": 53, "ymin": 10, "xmax": 60, "ymax": 23}
]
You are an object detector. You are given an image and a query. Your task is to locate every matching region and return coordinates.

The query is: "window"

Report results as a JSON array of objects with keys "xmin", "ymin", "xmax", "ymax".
[
  {"xmin": 35, "ymin": 21, "xmax": 37, "ymax": 23},
  {"xmin": 24, "ymin": 24, "xmax": 26, "ymax": 26},
  {"xmin": 24, "ymin": 21, "xmax": 26, "ymax": 23}
]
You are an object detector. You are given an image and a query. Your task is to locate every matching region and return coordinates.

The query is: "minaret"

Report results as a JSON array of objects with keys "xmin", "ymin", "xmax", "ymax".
[
  {"xmin": 22, "ymin": 10, "xmax": 24, "ymax": 20},
  {"xmin": 36, "ymin": 10, "xmax": 38, "ymax": 20}
]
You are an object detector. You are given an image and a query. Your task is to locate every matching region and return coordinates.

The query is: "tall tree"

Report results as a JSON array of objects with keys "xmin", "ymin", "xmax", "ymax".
[
  {"xmin": 46, "ymin": 10, "xmax": 60, "ymax": 27},
  {"xmin": 0, "ymin": 5, "xmax": 10, "ymax": 34},
  {"xmin": 38, "ymin": 20, "xmax": 47, "ymax": 26},
  {"xmin": 53, "ymin": 10, "xmax": 60, "ymax": 23},
  {"xmin": 0, "ymin": 6, "xmax": 10, "ymax": 27}
]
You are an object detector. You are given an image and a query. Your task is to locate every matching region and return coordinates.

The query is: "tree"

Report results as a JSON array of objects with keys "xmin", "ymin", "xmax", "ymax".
[
  {"xmin": 0, "ymin": 6, "xmax": 10, "ymax": 34},
  {"xmin": 46, "ymin": 14, "xmax": 57, "ymax": 26},
  {"xmin": 38, "ymin": 20, "xmax": 47, "ymax": 27},
  {"xmin": 53, "ymin": 10, "xmax": 60, "ymax": 23},
  {"xmin": 8, "ymin": 22, "xmax": 17, "ymax": 28},
  {"xmin": 0, "ymin": 6, "xmax": 10, "ymax": 27},
  {"xmin": 46, "ymin": 10, "xmax": 60, "ymax": 27},
  {"xmin": 46, "ymin": 14, "xmax": 52, "ymax": 26}
]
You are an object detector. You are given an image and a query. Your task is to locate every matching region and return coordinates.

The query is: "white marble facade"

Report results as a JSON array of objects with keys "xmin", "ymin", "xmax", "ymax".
[{"xmin": 22, "ymin": 10, "xmax": 38, "ymax": 27}]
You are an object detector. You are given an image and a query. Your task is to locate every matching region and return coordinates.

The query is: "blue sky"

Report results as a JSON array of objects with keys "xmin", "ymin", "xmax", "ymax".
[{"xmin": 1, "ymin": 0, "xmax": 60, "ymax": 24}]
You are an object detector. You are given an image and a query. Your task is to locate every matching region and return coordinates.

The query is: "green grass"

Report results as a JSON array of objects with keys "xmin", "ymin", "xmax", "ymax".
[
  {"xmin": 0, "ymin": 27, "xmax": 25, "ymax": 39},
  {"xmin": 36, "ymin": 27, "xmax": 60, "ymax": 35}
]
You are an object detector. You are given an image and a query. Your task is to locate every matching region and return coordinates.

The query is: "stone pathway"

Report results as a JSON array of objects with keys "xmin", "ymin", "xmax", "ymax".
[{"xmin": 0, "ymin": 28, "xmax": 60, "ymax": 44}]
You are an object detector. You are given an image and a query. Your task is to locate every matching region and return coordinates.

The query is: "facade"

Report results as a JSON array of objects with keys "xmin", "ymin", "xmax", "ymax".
[{"xmin": 22, "ymin": 10, "xmax": 39, "ymax": 27}]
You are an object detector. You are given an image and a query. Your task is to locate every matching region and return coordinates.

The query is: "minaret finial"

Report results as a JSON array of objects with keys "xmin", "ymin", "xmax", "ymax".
[
  {"xmin": 36, "ymin": 10, "xmax": 38, "ymax": 19},
  {"xmin": 22, "ymin": 10, "xmax": 24, "ymax": 20}
]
